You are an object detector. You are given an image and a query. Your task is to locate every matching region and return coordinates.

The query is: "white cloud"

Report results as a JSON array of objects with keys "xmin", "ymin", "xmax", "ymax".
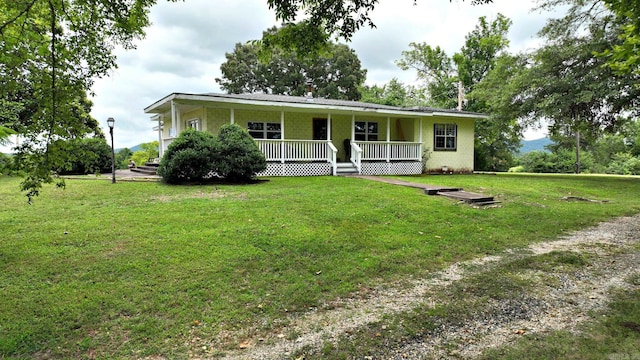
[{"xmin": 90, "ymin": 0, "xmax": 559, "ymax": 148}]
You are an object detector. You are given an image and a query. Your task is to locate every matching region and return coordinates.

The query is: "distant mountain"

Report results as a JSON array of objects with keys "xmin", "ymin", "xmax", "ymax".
[
  {"xmin": 519, "ymin": 137, "xmax": 552, "ymax": 154},
  {"xmin": 115, "ymin": 144, "xmax": 143, "ymax": 153}
]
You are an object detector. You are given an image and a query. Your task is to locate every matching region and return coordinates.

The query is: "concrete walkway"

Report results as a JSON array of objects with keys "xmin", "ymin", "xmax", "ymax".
[{"xmin": 63, "ymin": 169, "xmax": 160, "ymax": 182}]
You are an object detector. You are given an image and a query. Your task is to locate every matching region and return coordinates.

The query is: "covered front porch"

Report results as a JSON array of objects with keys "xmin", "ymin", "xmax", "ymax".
[{"xmin": 255, "ymin": 139, "xmax": 423, "ymax": 176}]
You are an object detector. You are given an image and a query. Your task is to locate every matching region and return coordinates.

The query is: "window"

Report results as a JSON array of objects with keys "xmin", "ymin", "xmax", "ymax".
[
  {"xmin": 248, "ymin": 122, "xmax": 281, "ymax": 139},
  {"xmin": 187, "ymin": 118, "xmax": 200, "ymax": 131},
  {"xmin": 434, "ymin": 124, "xmax": 457, "ymax": 151},
  {"xmin": 354, "ymin": 121, "xmax": 378, "ymax": 141}
]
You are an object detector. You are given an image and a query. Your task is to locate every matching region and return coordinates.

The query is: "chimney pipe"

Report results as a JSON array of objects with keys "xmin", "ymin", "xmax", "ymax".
[
  {"xmin": 306, "ymin": 79, "xmax": 313, "ymax": 98},
  {"xmin": 457, "ymin": 81, "xmax": 463, "ymax": 111}
]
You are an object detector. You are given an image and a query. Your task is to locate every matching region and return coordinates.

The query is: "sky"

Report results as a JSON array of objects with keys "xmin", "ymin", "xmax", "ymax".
[{"xmin": 75, "ymin": 0, "xmax": 561, "ymax": 149}]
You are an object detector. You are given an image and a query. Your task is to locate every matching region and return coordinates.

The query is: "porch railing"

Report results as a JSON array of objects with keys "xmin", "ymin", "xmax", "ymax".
[
  {"xmin": 350, "ymin": 142, "xmax": 363, "ymax": 174},
  {"xmin": 256, "ymin": 139, "xmax": 337, "ymax": 163},
  {"xmin": 355, "ymin": 141, "xmax": 422, "ymax": 161}
]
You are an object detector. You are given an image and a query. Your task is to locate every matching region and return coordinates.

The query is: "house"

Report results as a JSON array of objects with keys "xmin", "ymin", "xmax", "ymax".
[{"xmin": 144, "ymin": 92, "xmax": 485, "ymax": 176}]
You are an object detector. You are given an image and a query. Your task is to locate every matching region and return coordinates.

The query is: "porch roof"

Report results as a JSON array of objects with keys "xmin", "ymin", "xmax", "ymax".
[{"xmin": 144, "ymin": 92, "xmax": 487, "ymax": 119}]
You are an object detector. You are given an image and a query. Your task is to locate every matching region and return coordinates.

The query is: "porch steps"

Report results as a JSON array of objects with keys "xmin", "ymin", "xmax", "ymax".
[
  {"xmin": 335, "ymin": 162, "xmax": 359, "ymax": 175},
  {"xmin": 130, "ymin": 162, "xmax": 159, "ymax": 176}
]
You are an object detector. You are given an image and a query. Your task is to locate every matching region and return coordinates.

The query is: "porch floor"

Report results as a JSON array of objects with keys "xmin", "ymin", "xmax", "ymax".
[{"xmin": 352, "ymin": 175, "xmax": 499, "ymax": 206}]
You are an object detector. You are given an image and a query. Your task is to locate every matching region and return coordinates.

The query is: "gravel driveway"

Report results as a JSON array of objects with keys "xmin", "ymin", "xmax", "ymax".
[{"xmin": 207, "ymin": 215, "xmax": 640, "ymax": 360}]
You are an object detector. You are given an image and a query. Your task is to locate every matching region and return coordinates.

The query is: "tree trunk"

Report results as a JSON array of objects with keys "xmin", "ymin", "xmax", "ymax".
[{"xmin": 575, "ymin": 130, "xmax": 581, "ymax": 174}]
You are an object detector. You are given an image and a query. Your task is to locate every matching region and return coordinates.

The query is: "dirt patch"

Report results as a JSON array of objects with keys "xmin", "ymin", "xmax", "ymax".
[
  {"xmin": 202, "ymin": 215, "xmax": 640, "ymax": 359},
  {"xmin": 150, "ymin": 190, "xmax": 228, "ymax": 203}
]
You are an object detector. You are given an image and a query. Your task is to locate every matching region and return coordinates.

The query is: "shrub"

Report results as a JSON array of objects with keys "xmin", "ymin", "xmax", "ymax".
[
  {"xmin": 212, "ymin": 124, "xmax": 266, "ymax": 182},
  {"xmin": 157, "ymin": 129, "xmax": 217, "ymax": 184},
  {"xmin": 52, "ymin": 137, "xmax": 112, "ymax": 175},
  {"xmin": 606, "ymin": 153, "xmax": 640, "ymax": 175},
  {"xmin": 0, "ymin": 152, "xmax": 19, "ymax": 176}
]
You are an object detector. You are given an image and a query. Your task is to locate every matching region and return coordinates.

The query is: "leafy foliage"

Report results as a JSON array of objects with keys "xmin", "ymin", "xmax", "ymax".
[
  {"xmin": 130, "ymin": 141, "xmax": 159, "ymax": 168},
  {"xmin": 398, "ymin": 13, "xmax": 518, "ymax": 171},
  {"xmin": 262, "ymin": 0, "xmax": 493, "ymax": 54},
  {"xmin": 0, "ymin": 0, "xmax": 180, "ymax": 200},
  {"xmin": 218, "ymin": 27, "xmax": 366, "ymax": 100},
  {"xmin": 0, "ymin": 153, "xmax": 19, "ymax": 176},
  {"xmin": 212, "ymin": 124, "xmax": 267, "ymax": 182},
  {"xmin": 51, "ymin": 138, "xmax": 112, "ymax": 175},
  {"xmin": 157, "ymin": 129, "xmax": 217, "ymax": 185},
  {"xmin": 359, "ymin": 78, "xmax": 427, "ymax": 107},
  {"xmin": 115, "ymin": 148, "xmax": 133, "ymax": 170},
  {"xmin": 600, "ymin": 0, "xmax": 640, "ymax": 76}
]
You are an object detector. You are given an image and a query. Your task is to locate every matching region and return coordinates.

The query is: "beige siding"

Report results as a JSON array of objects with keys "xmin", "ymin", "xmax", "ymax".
[{"xmin": 420, "ymin": 116, "xmax": 475, "ymax": 172}]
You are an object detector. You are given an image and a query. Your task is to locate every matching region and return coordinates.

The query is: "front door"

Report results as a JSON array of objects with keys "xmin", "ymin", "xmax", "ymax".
[{"xmin": 313, "ymin": 118, "xmax": 328, "ymax": 140}]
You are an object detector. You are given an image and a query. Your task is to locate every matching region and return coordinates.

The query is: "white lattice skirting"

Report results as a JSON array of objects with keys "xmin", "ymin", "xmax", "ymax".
[
  {"xmin": 257, "ymin": 162, "xmax": 332, "ymax": 177},
  {"xmin": 257, "ymin": 161, "xmax": 422, "ymax": 177},
  {"xmin": 361, "ymin": 162, "xmax": 422, "ymax": 176}
]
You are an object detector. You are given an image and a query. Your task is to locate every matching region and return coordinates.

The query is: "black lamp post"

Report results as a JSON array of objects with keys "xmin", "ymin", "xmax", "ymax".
[{"xmin": 107, "ymin": 117, "xmax": 116, "ymax": 184}]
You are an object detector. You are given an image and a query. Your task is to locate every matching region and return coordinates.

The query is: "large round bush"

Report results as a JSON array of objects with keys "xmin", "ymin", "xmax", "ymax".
[
  {"xmin": 158, "ymin": 129, "xmax": 217, "ymax": 184},
  {"xmin": 212, "ymin": 124, "xmax": 267, "ymax": 182}
]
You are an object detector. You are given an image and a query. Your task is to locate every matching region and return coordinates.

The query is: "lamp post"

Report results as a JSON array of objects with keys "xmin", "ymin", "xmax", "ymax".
[{"xmin": 107, "ymin": 117, "xmax": 116, "ymax": 184}]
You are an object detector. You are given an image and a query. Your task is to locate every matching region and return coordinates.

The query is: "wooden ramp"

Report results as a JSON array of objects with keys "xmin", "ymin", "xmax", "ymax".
[{"xmin": 352, "ymin": 176, "xmax": 499, "ymax": 206}]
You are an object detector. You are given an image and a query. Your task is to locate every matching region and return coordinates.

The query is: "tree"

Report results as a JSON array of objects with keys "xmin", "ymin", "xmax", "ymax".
[
  {"xmin": 397, "ymin": 45, "xmax": 457, "ymax": 108},
  {"xmin": 397, "ymin": 13, "xmax": 517, "ymax": 171},
  {"xmin": 524, "ymin": 0, "xmax": 639, "ymax": 172},
  {"xmin": 359, "ymin": 78, "xmax": 428, "ymax": 107},
  {"xmin": 115, "ymin": 148, "xmax": 133, "ymax": 170},
  {"xmin": 261, "ymin": 0, "xmax": 494, "ymax": 54},
  {"xmin": 130, "ymin": 141, "xmax": 159, "ymax": 168},
  {"xmin": 600, "ymin": 0, "xmax": 640, "ymax": 76},
  {"xmin": 1, "ymin": 0, "xmax": 176, "ymax": 201},
  {"xmin": 52, "ymin": 138, "xmax": 112, "ymax": 175},
  {"xmin": 217, "ymin": 27, "xmax": 367, "ymax": 100}
]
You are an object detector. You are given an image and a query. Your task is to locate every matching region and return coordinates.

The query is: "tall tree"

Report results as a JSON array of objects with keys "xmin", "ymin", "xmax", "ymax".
[
  {"xmin": 527, "ymin": 0, "xmax": 639, "ymax": 172},
  {"xmin": 0, "ymin": 0, "xmax": 171, "ymax": 200},
  {"xmin": 397, "ymin": 14, "xmax": 517, "ymax": 171},
  {"xmin": 217, "ymin": 27, "xmax": 367, "ymax": 100},
  {"xmin": 396, "ymin": 45, "xmax": 457, "ymax": 108},
  {"xmin": 262, "ymin": 0, "xmax": 494, "ymax": 54}
]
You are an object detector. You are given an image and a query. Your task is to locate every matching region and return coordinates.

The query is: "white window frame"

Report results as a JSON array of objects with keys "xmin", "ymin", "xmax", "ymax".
[
  {"xmin": 247, "ymin": 121, "xmax": 281, "ymax": 139},
  {"xmin": 434, "ymin": 123, "xmax": 457, "ymax": 151},
  {"xmin": 354, "ymin": 121, "xmax": 379, "ymax": 141},
  {"xmin": 187, "ymin": 118, "xmax": 200, "ymax": 131}
]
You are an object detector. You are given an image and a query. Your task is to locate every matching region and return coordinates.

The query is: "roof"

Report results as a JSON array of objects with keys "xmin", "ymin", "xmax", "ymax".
[{"xmin": 144, "ymin": 92, "xmax": 487, "ymax": 119}]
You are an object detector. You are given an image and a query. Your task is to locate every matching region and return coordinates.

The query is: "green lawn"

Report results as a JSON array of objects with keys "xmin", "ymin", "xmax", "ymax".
[{"xmin": 1, "ymin": 174, "xmax": 639, "ymax": 358}]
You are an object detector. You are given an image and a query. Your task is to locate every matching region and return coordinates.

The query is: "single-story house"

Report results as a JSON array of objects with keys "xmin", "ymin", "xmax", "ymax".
[{"xmin": 143, "ymin": 92, "xmax": 485, "ymax": 176}]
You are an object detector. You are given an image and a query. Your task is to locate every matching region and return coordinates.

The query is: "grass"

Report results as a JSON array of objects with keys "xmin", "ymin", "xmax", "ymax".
[{"xmin": 1, "ymin": 173, "xmax": 639, "ymax": 358}]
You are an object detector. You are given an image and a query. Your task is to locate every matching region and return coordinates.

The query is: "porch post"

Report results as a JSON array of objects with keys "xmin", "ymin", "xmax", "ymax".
[
  {"xmin": 419, "ymin": 118, "xmax": 423, "ymax": 162},
  {"xmin": 157, "ymin": 116, "xmax": 162, "ymax": 156},
  {"xmin": 230, "ymin": 108, "xmax": 235, "ymax": 124},
  {"xmin": 351, "ymin": 114, "xmax": 355, "ymax": 140},
  {"xmin": 327, "ymin": 113, "xmax": 332, "ymax": 141},
  {"xmin": 170, "ymin": 100, "xmax": 178, "ymax": 137},
  {"xmin": 386, "ymin": 117, "xmax": 391, "ymax": 162},
  {"xmin": 281, "ymin": 111, "xmax": 285, "ymax": 164}
]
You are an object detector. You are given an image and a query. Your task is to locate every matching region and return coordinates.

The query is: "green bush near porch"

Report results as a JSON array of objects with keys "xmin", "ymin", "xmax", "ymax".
[
  {"xmin": 157, "ymin": 129, "xmax": 217, "ymax": 184},
  {"xmin": 212, "ymin": 123, "xmax": 267, "ymax": 182}
]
